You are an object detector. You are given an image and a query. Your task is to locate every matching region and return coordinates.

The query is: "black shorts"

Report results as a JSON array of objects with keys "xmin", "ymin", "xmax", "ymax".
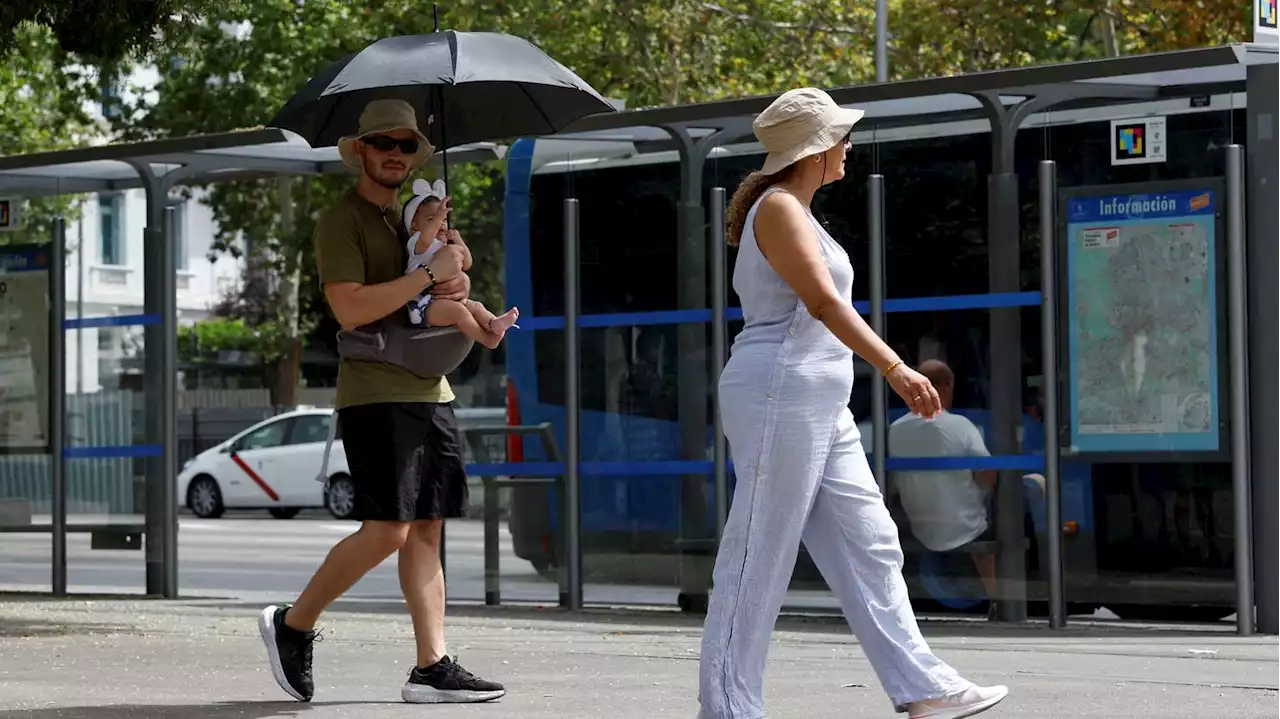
[{"xmin": 338, "ymin": 402, "xmax": 469, "ymax": 522}]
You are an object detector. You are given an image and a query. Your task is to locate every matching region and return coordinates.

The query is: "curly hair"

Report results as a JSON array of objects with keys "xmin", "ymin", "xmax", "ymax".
[{"xmin": 725, "ymin": 163, "xmax": 800, "ymax": 247}]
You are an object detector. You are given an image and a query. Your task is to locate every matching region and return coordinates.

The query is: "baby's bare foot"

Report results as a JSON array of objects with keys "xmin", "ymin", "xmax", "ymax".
[{"xmin": 487, "ymin": 308, "xmax": 519, "ymax": 336}]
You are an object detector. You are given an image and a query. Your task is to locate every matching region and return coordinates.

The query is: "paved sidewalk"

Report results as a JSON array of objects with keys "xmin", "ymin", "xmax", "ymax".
[{"xmin": 0, "ymin": 596, "xmax": 1275, "ymax": 718}]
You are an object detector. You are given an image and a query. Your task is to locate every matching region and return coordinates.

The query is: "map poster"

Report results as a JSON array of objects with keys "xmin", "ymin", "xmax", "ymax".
[
  {"xmin": 1061, "ymin": 183, "xmax": 1224, "ymax": 456},
  {"xmin": 0, "ymin": 245, "xmax": 50, "ymax": 454}
]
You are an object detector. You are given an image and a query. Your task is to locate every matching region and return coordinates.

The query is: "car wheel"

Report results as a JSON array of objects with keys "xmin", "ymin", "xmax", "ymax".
[
  {"xmin": 325, "ymin": 474, "xmax": 356, "ymax": 520},
  {"xmin": 268, "ymin": 507, "xmax": 301, "ymax": 520},
  {"xmin": 187, "ymin": 476, "xmax": 225, "ymax": 519}
]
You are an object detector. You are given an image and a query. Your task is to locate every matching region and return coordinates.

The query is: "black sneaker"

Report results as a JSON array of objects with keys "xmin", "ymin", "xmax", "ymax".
[
  {"xmin": 401, "ymin": 655, "xmax": 506, "ymax": 703},
  {"xmin": 258, "ymin": 604, "xmax": 320, "ymax": 702}
]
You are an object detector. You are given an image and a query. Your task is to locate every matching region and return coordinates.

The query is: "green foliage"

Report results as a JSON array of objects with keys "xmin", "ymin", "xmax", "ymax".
[
  {"xmin": 0, "ymin": 0, "xmax": 217, "ymax": 65},
  {"xmin": 410, "ymin": 1, "xmax": 879, "ymax": 107},
  {"xmin": 0, "ymin": 23, "xmax": 97, "ymax": 246},
  {"xmin": 1110, "ymin": 0, "xmax": 1248, "ymax": 53},
  {"xmin": 889, "ymin": 0, "xmax": 1248, "ymax": 78},
  {"xmin": 178, "ymin": 317, "xmax": 289, "ymax": 363},
  {"xmin": 95, "ymin": 0, "xmax": 1252, "ymax": 375}
]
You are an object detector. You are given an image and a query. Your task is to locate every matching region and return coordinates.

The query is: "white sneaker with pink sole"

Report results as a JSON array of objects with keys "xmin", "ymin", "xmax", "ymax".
[{"xmin": 907, "ymin": 684, "xmax": 1009, "ymax": 719}]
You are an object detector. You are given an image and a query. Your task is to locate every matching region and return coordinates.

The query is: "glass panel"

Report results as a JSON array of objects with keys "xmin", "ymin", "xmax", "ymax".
[
  {"xmin": 529, "ymin": 165, "xmax": 680, "ymax": 317},
  {"xmin": 67, "ymin": 322, "xmax": 147, "ymax": 595},
  {"xmin": 444, "ymin": 373, "xmax": 560, "ymax": 606},
  {"xmin": 0, "ymin": 459, "xmax": 50, "ymax": 591},
  {"xmin": 526, "ymin": 321, "xmax": 704, "ymax": 608},
  {"xmin": 1070, "ymin": 462, "xmax": 1235, "ymax": 622},
  {"xmin": 1021, "ymin": 108, "xmax": 1243, "ymax": 624},
  {"xmin": 879, "ymin": 309, "xmax": 1029, "ymax": 618},
  {"xmin": 0, "ymin": 239, "xmax": 55, "ymax": 592}
]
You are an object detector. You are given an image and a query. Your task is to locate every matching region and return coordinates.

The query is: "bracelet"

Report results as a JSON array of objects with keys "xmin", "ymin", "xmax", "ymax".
[
  {"xmin": 422, "ymin": 264, "xmax": 437, "ymax": 290},
  {"xmin": 881, "ymin": 360, "xmax": 903, "ymax": 377}
]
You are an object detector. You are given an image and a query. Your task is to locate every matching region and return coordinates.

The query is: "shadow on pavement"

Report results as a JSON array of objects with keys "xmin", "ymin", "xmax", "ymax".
[
  {"xmin": 0, "ymin": 701, "xmax": 396, "ymax": 718},
  {"xmin": 190, "ymin": 598, "xmax": 1238, "ymax": 640},
  {"xmin": 0, "ymin": 617, "xmax": 132, "ymax": 638}
]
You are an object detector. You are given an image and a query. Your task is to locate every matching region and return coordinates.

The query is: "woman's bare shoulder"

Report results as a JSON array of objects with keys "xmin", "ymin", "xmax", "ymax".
[{"xmin": 754, "ymin": 189, "xmax": 812, "ymax": 243}]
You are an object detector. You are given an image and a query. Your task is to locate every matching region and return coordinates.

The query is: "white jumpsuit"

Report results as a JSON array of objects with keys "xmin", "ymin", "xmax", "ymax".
[{"xmin": 698, "ymin": 188, "xmax": 972, "ymax": 717}]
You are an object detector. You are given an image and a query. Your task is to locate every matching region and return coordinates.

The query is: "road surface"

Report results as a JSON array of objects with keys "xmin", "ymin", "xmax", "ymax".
[
  {"xmin": 0, "ymin": 513, "xmax": 877, "ymax": 610},
  {"xmin": 0, "ymin": 514, "xmax": 608, "ymax": 604}
]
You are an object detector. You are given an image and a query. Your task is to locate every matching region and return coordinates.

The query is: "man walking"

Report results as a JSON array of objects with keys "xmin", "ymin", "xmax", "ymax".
[{"xmin": 257, "ymin": 98, "xmax": 505, "ymax": 704}]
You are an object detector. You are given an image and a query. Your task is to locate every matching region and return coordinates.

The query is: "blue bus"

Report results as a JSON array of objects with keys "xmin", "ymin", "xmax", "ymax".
[{"xmin": 495, "ymin": 95, "xmax": 1244, "ymax": 622}]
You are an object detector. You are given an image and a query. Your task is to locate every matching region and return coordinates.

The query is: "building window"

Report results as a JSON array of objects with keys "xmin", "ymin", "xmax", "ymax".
[
  {"xmin": 171, "ymin": 201, "xmax": 188, "ymax": 270},
  {"xmin": 99, "ymin": 194, "xmax": 124, "ymax": 266}
]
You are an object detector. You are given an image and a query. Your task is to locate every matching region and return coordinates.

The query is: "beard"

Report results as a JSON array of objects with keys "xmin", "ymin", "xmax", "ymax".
[{"xmin": 363, "ymin": 156, "xmax": 408, "ymax": 189}]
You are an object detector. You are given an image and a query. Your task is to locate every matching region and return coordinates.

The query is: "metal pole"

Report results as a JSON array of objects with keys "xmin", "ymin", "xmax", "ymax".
[
  {"xmin": 875, "ymin": 0, "xmax": 888, "ymax": 82},
  {"xmin": 990, "ymin": 171, "xmax": 1027, "ymax": 622},
  {"xmin": 563, "ymin": 197, "xmax": 583, "ymax": 610},
  {"xmin": 75, "ymin": 209, "xmax": 83, "ymax": 395},
  {"xmin": 141, "ymin": 176, "xmax": 163, "ymax": 596},
  {"xmin": 868, "ymin": 175, "xmax": 888, "ymax": 495},
  {"xmin": 160, "ymin": 203, "xmax": 178, "ymax": 598},
  {"xmin": 1038, "ymin": 161, "xmax": 1065, "ymax": 629},
  {"xmin": 50, "ymin": 216, "xmax": 67, "ymax": 596},
  {"xmin": 483, "ymin": 476, "xmax": 500, "ymax": 606},
  {"xmin": 1245, "ymin": 61, "xmax": 1279, "ymax": 636},
  {"xmin": 709, "ymin": 187, "xmax": 729, "ymax": 538},
  {"xmin": 1226, "ymin": 144, "xmax": 1255, "ymax": 636}
]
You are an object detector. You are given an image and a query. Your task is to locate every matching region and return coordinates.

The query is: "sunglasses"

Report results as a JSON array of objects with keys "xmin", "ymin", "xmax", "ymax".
[{"xmin": 362, "ymin": 135, "xmax": 420, "ymax": 155}]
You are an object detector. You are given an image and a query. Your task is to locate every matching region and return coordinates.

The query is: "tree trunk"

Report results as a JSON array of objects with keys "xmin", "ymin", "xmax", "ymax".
[
  {"xmin": 271, "ymin": 176, "xmax": 302, "ymax": 408},
  {"xmin": 1099, "ymin": 0, "xmax": 1120, "ymax": 57}
]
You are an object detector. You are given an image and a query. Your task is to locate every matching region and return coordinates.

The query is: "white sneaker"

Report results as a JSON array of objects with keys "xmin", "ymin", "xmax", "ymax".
[{"xmin": 907, "ymin": 684, "xmax": 1008, "ymax": 719}]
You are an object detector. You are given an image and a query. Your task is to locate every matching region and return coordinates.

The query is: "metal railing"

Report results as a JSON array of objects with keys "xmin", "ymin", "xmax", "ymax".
[{"xmin": 456, "ymin": 422, "xmax": 575, "ymax": 608}]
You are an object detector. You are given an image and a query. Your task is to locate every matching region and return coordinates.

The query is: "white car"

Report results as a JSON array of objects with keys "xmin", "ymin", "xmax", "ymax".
[{"xmin": 177, "ymin": 408, "xmax": 355, "ymax": 520}]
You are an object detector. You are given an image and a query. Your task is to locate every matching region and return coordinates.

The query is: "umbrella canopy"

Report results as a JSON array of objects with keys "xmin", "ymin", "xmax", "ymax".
[{"xmin": 269, "ymin": 31, "xmax": 615, "ymax": 150}]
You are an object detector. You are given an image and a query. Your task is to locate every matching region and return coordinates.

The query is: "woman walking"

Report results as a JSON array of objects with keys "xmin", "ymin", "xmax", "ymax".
[{"xmin": 697, "ymin": 88, "xmax": 1009, "ymax": 719}]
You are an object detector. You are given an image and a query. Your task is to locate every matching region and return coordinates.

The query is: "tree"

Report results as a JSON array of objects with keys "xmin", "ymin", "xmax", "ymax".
[
  {"xmin": 1109, "ymin": 0, "xmax": 1248, "ymax": 54},
  {"xmin": 111, "ymin": 0, "xmax": 884, "ymax": 403},
  {"xmin": 888, "ymin": 0, "xmax": 1249, "ymax": 78},
  {"xmin": 0, "ymin": 0, "xmax": 215, "ymax": 65},
  {"xmin": 0, "ymin": 22, "xmax": 98, "ymax": 247},
  {"xmin": 106, "ymin": 0, "xmax": 1251, "ymax": 404}
]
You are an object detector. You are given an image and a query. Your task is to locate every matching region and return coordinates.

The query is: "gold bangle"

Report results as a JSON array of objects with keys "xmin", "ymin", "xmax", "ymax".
[{"xmin": 881, "ymin": 360, "xmax": 903, "ymax": 377}]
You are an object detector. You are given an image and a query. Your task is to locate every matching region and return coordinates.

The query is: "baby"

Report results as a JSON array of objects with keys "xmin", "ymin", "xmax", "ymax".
[{"xmin": 402, "ymin": 178, "xmax": 519, "ymax": 349}]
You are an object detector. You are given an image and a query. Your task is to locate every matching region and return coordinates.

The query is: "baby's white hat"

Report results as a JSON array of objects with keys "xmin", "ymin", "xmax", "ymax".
[{"xmin": 402, "ymin": 178, "xmax": 447, "ymax": 230}]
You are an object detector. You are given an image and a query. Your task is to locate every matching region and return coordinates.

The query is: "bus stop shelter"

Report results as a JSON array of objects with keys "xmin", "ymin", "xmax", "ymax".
[
  {"xmin": 0, "ymin": 131, "xmax": 504, "ymax": 599},
  {"xmin": 0, "ymin": 43, "xmax": 1273, "ymax": 634}
]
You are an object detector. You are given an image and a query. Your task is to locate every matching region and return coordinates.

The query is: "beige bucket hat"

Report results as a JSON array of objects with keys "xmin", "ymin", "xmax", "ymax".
[
  {"xmin": 754, "ymin": 88, "xmax": 865, "ymax": 176},
  {"xmin": 337, "ymin": 99, "xmax": 435, "ymax": 171}
]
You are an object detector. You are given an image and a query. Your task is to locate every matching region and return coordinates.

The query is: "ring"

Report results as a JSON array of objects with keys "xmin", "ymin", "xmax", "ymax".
[{"xmin": 913, "ymin": 395, "xmax": 922, "ymax": 402}]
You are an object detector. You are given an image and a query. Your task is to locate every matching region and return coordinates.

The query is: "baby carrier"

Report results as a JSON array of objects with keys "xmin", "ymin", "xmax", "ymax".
[{"xmin": 314, "ymin": 202, "xmax": 477, "ymax": 483}]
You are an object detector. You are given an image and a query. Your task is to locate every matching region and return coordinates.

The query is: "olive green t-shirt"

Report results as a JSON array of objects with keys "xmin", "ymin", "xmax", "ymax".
[{"xmin": 314, "ymin": 190, "xmax": 454, "ymax": 409}]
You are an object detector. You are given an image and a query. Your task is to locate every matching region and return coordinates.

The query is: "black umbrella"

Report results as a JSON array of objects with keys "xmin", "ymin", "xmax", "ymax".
[{"xmin": 268, "ymin": 30, "xmax": 615, "ymax": 152}]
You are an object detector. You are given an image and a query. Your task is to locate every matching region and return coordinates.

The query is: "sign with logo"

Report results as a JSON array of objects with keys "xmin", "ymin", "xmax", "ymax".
[
  {"xmin": 0, "ymin": 198, "xmax": 19, "ymax": 232},
  {"xmin": 1258, "ymin": 0, "xmax": 1279, "ymax": 45},
  {"xmin": 1109, "ymin": 117, "xmax": 1167, "ymax": 166}
]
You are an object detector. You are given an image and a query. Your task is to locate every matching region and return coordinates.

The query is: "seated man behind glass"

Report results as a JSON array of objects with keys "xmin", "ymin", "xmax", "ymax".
[{"xmin": 888, "ymin": 359, "xmax": 998, "ymax": 602}]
